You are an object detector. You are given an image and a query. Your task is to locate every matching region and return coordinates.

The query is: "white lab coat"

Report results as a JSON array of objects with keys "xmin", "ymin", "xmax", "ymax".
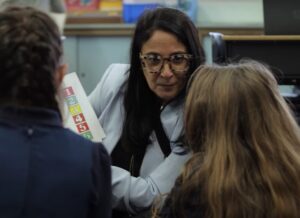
[{"xmin": 89, "ymin": 64, "xmax": 191, "ymax": 214}]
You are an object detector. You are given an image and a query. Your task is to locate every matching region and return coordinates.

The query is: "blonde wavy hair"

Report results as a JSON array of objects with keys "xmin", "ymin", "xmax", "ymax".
[{"xmin": 170, "ymin": 60, "xmax": 300, "ymax": 218}]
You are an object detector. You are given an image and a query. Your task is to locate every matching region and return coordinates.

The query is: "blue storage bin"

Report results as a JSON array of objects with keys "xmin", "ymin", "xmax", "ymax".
[{"xmin": 123, "ymin": 3, "xmax": 159, "ymax": 23}]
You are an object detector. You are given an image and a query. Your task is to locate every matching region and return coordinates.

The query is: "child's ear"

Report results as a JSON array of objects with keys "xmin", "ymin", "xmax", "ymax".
[{"xmin": 55, "ymin": 64, "xmax": 68, "ymax": 87}]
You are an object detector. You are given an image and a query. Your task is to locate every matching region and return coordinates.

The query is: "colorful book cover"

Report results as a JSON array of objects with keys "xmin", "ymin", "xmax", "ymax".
[{"xmin": 62, "ymin": 72, "xmax": 105, "ymax": 142}]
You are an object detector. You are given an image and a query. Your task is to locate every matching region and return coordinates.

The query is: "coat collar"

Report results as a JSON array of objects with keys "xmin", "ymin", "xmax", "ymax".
[{"xmin": 0, "ymin": 106, "xmax": 62, "ymax": 127}]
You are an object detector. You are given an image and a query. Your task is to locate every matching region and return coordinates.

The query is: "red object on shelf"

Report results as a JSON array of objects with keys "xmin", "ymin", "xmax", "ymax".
[{"xmin": 65, "ymin": 0, "xmax": 100, "ymax": 12}]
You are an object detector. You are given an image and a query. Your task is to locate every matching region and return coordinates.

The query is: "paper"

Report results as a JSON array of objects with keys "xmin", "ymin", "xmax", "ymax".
[{"xmin": 62, "ymin": 72, "xmax": 105, "ymax": 142}]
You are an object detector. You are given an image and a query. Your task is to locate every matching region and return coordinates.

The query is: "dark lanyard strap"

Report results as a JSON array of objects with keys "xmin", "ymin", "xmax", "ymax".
[
  {"xmin": 154, "ymin": 118, "xmax": 171, "ymax": 157},
  {"xmin": 111, "ymin": 118, "xmax": 171, "ymax": 177},
  {"xmin": 130, "ymin": 117, "xmax": 171, "ymax": 177}
]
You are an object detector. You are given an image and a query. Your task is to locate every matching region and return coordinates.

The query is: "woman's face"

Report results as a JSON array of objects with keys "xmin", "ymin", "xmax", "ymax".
[{"xmin": 140, "ymin": 30, "xmax": 190, "ymax": 104}]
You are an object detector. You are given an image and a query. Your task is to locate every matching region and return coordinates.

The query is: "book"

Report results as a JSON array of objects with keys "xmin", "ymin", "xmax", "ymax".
[{"xmin": 62, "ymin": 72, "xmax": 105, "ymax": 142}]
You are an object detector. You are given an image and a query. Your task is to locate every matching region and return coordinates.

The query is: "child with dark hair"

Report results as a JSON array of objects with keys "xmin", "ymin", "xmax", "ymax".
[{"xmin": 0, "ymin": 6, "xmax": 111, "ymax": 218}]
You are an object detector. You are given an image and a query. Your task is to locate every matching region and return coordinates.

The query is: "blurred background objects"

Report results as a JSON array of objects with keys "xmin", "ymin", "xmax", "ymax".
[{"xmin": 0, "ymin": 0, "xmax": 66, "ymax": 33}]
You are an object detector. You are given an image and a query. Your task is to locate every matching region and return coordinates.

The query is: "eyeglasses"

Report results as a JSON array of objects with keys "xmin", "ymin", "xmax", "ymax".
[{"xmin": 140, "ymin": 53, "xmax": 193, "ymax": 75}]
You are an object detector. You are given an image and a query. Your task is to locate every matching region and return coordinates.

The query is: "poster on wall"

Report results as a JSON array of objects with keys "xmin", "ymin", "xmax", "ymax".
[{"xmin": 62, "ymin": 72, "xmax": 105, "ymax": 142}]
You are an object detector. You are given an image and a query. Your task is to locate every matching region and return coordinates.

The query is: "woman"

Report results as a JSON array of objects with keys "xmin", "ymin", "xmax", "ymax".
[
  {"xmin": 89, "ymin": 7, "xmax": 205, "ymax": 216},
  {"xmin": 158, "ymin": 60, "xmax": 300, "ymax": 218},
  {"xmin": 0, "ymin": 6, "xmax": 111, "ymax": 218}
]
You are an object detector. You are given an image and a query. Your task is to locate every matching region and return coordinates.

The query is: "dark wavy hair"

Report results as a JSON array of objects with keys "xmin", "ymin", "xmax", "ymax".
[
  {"xmin": 121, "ymin": 7, "xmax": 205, "ymax": 154},
  {"xmin": 0, "ymin": 6, "xmax": 63, "ymax": 111}
]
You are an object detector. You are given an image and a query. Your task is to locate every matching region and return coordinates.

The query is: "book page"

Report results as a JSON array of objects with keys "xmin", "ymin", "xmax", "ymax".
[{"xmin": 62, "ymin": 72, "xmax": 105, "ymax": 142}]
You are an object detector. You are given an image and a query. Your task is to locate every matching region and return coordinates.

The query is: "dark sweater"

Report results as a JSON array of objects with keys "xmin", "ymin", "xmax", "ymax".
[{"xmin": 0, "ymin": 106, "xmax": 112, "ymax": 218}]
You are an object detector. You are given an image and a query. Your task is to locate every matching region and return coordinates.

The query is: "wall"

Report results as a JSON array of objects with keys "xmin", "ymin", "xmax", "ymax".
[
  {"xmin": 198, "ymin": 0, "xmax": 263, "ymax": 27},
  {"xmin": 63, "ymin": 36, "xmax": 131, "ymax": 94}
]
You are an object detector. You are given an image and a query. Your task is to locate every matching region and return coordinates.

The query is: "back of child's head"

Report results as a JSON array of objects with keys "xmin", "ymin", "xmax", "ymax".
[
  {"xmin": 181, "ymin": 60, "xmax": 300, "ymax": 218},
  {"xmin": 0, "ymin": 6, "xmax": 63, "ymax": 111}
]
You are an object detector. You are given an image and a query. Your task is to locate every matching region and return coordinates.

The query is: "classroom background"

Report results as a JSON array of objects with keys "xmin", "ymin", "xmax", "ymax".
[{"xmin": 62, "ymin": 0, "xmax": 265, "ymax": 94}]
